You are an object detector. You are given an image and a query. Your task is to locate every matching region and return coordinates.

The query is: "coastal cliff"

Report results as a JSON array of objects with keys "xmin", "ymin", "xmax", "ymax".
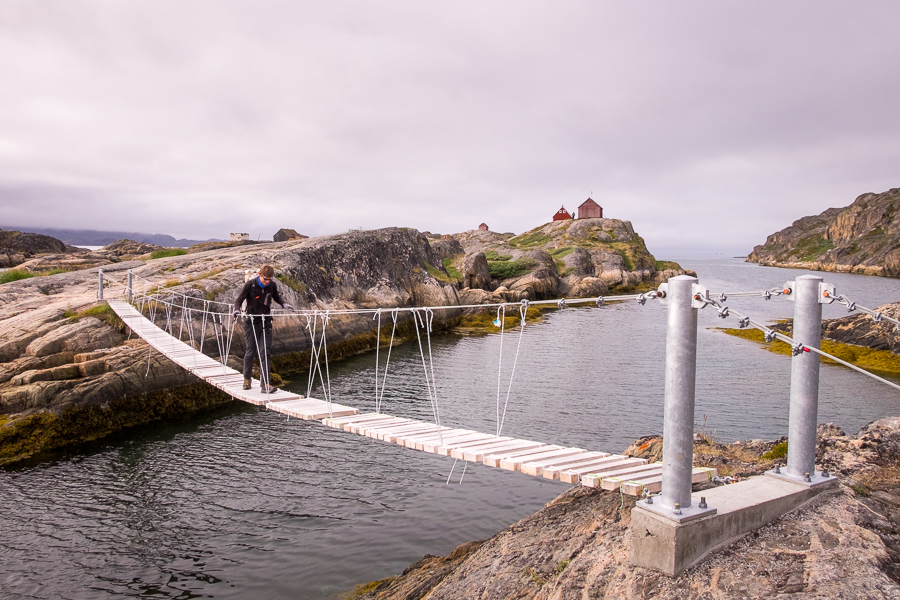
[
  {"xmin": 747, "ymin": 187, "xmax": 900, "ymax": 277},
  {"xmin": 350, "ymin": 419, "xmax": 900, "ymax": 599}
]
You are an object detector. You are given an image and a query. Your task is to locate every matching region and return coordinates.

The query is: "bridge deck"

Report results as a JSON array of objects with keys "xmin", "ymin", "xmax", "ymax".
[
  {"xmin": 108, "ymin": 300, "xmax": 358, "ymax": 418},
  {"xmin": 109, "ymin": 299, "xmax": 715, "ymax": 495}
]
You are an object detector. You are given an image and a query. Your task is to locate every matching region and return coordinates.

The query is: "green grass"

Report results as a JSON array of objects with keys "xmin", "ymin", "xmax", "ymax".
[
  {"xmin": 276, "ymin": 272, "xmax": 308, "ymax": 294},
  {"xmin": 508, "ymin": 228, "xmax": 553, "ymax": 248},
  {"xmin": 488, "ymin": 257, "xmax": 536, "ymax": 280},
  {"xmin": 0, "ymin": 269, "xmax": 37, "ymax": 284},
  {"xmin": 149, "ymin": 248, "xmax": 188, "ymax": 259},
  {"xmin": 655, "ymin": 260, "xmax": 681, "ymax": 271},
  {"xmin": 760, "ymin": 441, "xmax": 787, "ymax": 461},
  {"xmin": 425, "ymin": 262, "xmax": 452, "ymax": 283},
  {"xmin": 786, "ymin": 234, "xmax": 835, "ymax": 262},
  {"xmin": 484, "ymin": 250, "xmax": 512, "ymax": 261},
  {"xmin": 68, "ymin": 303, "xmax": 126, "ymax": 333},
  {"xmin": 442, "ymin": 258, "xmax": 461, "ymax": 281},
  {"xmin": 549, "ymin": 247, "xmax": 575, "ymax": 258}
]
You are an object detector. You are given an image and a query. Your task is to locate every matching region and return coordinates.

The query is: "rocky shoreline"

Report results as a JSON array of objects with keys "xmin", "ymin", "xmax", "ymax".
[{"xmin": 346, "ymin": 419, "xmax": 900, "ymax": 600}]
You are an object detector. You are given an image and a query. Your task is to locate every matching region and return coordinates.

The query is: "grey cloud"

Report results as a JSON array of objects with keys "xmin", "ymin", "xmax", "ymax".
[{"xmin": 0, "ymin": 1, "xmax": 898, "ymax": 255}]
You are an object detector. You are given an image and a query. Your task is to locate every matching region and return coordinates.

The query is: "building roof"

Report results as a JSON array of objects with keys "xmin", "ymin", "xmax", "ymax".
[{"xmin": 579, "ymin": 197, "xmax": 602, "ymax": 209}]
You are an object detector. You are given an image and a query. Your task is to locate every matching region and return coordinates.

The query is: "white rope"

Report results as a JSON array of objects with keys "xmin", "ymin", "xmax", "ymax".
[
  {"xmin": 413, "ymin": 309, "xmax": 442, "ymax": 444},
  {"xmin": 498, "ymin": 300, "xmax": 529, "ymax": 437},
  {"xmin": 373, "ymin": 309, "xmax": 381, "ymax": 410},
  {"xmin": 376, "ymin": 309, "xmax": 399, "ymax": 413}
]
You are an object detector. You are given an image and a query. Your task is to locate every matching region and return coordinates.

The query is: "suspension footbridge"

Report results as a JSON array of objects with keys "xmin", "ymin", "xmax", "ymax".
[{"xmin": 100, "ymin": 269, "xmax": 899, "ymax": 505}]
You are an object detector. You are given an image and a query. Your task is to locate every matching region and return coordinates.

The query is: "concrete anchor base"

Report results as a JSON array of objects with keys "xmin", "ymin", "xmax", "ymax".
[{"xmin": 630, "ymin": 473, "xmax": 839, "ymax": 576}]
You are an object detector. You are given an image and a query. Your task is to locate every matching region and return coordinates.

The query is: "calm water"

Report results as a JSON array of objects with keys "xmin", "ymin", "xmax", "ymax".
[{"xmin": 1, "ymin": 259, "xmax": 898, "ymax": 600}]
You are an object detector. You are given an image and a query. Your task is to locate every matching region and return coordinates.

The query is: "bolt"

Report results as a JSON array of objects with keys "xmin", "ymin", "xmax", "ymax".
[
  {"xmin": 699, "ymin": 497, "xmax": 707, "ymax": 509},
  {"xmin": 774, "ymin": 464, "xmax": 781, "ymax": 474},
  {"xmin": 822, "ymin": 470, "xmax": 830, "ymax": 478},
  {"xmin": 784, "ymin": 288, "xmax": 792, "ymax": 295},
  {"xmin": 804, "ymin": 472, "xmax": 811, "ymax": 482},
  {"xmin": 646, "ymin": 495, "xmax": 653, "ymax": 505},
  {"xmin": 673, "ymin": 502, "xmax": 682, "ymax": 516}
]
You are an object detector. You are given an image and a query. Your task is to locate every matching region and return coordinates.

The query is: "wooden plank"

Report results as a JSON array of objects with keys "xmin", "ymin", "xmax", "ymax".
[
  {"xmin": 382, "ymin": 425, "xmax": 451, "ymax": 443},
  {"xmin": 520, "ymin": 451, "xmax": 610, "ymax": 477},
  {"xmin": 439, "ymin": 436, "xmax": 512, "ymax": 455},
  {"xmin": 619, "ymin": 468, "xmax": 715, "ymax": 496},
  {"xmin": 482, "ymin": 445, "xmax": 565, "ymax": 468},
  {"xmin": 352, "ymin": 417, "xmax": 412, "ymax": 434},
  {"xmin": 558, "ymin": 457, "xmax": 647, "ymax": 484},
  {"xmin": 408, "ymin": 430, "xmax": 482, "ymax": 450},
  {"xmin": 322, "ymin": 413, "xmax": 393, "ymax": 427},
  {"xmin": 355, "ymin": 417, "xmax": 419, "ymax": 435},
  {"xmin": 414, "ymin": 429, "xmax": 486, "ymax": 445},
  {"xmin": 539, "ymin": 453, "xmax": 616, "ymax": 480},
  {"xmin": 360, "ymin": 420, "xmax": 427, "ymax": 437},
  {"xmin": 371, "ymin": 423, "xmax": 436, "ymax": 440},
  {"xmin": 418, "ymin": 431, "xmax": 497, "ymax": 454},
  {"xmin": 455, "ymin": 440, "xmax": 545, "ymax": 462},
  {"xmin": 426, "ymin": 434, "xmax": 507, "ymax": 456},
  {"xmin": 581, "ymin": 463, "xmax": 664, "ymax": 489},
  {"xmin": 499, "ymin": 448, "xmax": 586, "ymax": 472}
]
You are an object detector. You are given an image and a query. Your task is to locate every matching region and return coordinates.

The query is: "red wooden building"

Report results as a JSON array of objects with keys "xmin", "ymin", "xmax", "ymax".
[
  {"xmin": 577, "ymin": 197, "xmax": 603, "ymax": 219},
  {"xmin": 478, "ymin": 223, "xmax": 489, "ymax": 231},
  {"xmin": 552, "ymin": 206, "xmax": 573, "ymax": 221}
]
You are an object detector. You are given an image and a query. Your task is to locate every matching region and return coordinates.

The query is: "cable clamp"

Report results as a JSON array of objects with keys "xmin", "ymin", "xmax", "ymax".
[
  {"xmin": 718, "ymin": 292, "xmax": 727, "ymax": 302},
  {"xmin": 847, "ymin": 302, "xmax": 856, "ymax": 312},
  {"xmin": 636, "ymin": 293, "xmax": 647, "ymax": 305},
  {"xmin": 717, "ymin": 306, "xmax": 729, "ymax": 319},
  {"xmin": 763, "ymin": 290, "xmax": 771, "ymax": 300},
  {"xmin": 596, "ymin": 296, "xmax": 605, "ymax": 307},
  {"xmin": 764, "ymin": 329, "xmax": 776, "ymax": 343},
  {"xmin": 873, "ymin": 312, "xmax": 883, "ymax": 323},
  {"xmin": 557, "ymin": 298, "xmax": 567, "ymax": 309},
  {"xmin": 738, "ymin": 316, "xmax": 750, "ymax": 328},
  {"xmin": 791, "ymin": 342, "xmax": 805, "ymax": 356}
]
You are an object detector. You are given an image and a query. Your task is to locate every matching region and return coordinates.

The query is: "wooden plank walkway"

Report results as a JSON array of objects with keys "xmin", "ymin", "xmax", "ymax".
[
  {"xmin": 107, "ymin": 300, "xmax": 358, "ymax": 419},
  {"xmin": 108, "ymin": 299, "xmax": 716, "ymax": 495},
  {"xmin": 322, "ymin": 413, "xmax": 716, "ymax": 494}
]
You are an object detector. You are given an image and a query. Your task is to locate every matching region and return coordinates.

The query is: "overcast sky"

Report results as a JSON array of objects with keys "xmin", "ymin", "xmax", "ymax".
[{"xmin": 1, "ymin": 1, "xmax": 898, "ymax": 256}]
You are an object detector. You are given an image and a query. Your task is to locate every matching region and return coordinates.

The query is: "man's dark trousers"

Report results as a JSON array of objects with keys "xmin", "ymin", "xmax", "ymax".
[{"xmin": 243, "ymin": 316, "xmax": 273, "ymax": 384}]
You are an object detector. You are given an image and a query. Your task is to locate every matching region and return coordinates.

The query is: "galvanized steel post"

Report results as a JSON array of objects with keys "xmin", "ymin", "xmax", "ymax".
[
  {"xmin": 660, "ymin": 274, "xmax": 700, "ymax": 511},
  {"xmin": 98, "ymin": 269, "xmax": 104, "ymax": 301},
  {"xmin": 126, "ymin": 269, "xmax": 133, "ymax": 303},
  {"xmin": 786, "ymin": 274, "xmax": 823, "ymax": 479}
]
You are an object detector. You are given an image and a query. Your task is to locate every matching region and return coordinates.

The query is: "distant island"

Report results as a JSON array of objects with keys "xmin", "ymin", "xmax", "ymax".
[
  {"xmin": 747, "ymin": 187, "xmax": 900, "ymax": 277},
  {"xmin": 0, "ymin": 225, "xmax": 219, "ymax": 248}
]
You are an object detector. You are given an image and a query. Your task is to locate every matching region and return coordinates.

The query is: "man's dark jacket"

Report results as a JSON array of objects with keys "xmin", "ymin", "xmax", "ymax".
[{"xmin": 234, "ymin": 278, "xmax": 286, "ymax": 317}]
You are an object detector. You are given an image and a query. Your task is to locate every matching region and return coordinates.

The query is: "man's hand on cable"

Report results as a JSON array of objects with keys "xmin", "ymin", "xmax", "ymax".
[
  {"xmin": 283, "ymin": 303, "xmax": 295, "ymax": 311},
  {"xmin": 232, "ymin": 309, "xmax": 241, "ymax": 318}
]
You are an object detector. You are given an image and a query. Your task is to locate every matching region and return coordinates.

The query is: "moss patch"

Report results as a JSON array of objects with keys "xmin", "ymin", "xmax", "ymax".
[
  {"xmin": 761, "ymin": 441, "xmax": 788, "ymax": 461},
  {"xmin": 442, "ymin": 258, "xmax": 461, "ymax": 281},
  {"xmin": 68, "ymin": 303, "xmax": 126, "ymax": 334},
  {"xmin": 508, "ymin": 228, "xmax": 553, "ymax": 248},
  {"xmin": 425, "ymin": 262, "xmax": 452, "ymax": 283},
  {"xmin": 276, "ymin": 272, "xmax": 308, "ymax": 295},
  {"xmin": 0, "ymin": 269, "xmax": 38, "ymax": 284},
  {"xmin": 488, "ymin": 258, "xmax": 537, "ymax": 280},
  {"xmin": 150, "ymin": 248, "xmax": 188, "ymax": 259},
  {"xmin": 720, "ymin": 327, "xmax": 900, "ymax": 377},
  {"xmin": 786, "ymin": 234, "xmax": 835, "ymax": 262},
  {"xmin": 456, "ymin": 306, "xmax": 544, "ymax": 332},
  {"xmin": 338, "ymin": 578, "xmax": 395, "ymax": 600}
]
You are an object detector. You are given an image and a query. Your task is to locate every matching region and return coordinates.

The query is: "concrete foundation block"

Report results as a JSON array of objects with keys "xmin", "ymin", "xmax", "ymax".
[{"xmin": 630, "ymin": 474, "xmax": 839, "ymax": 576}]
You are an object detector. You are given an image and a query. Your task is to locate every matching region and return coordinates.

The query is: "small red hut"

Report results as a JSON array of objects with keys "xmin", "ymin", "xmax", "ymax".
[
  {"xmin": 552, "ymin": 206, "xmax": 573, "ymax": 221},
  {"xmin": 577, "ymin": 198, "xmax": 603, "ymax": 219},
  {"xmin": 478, "ymin": 223, "xmax": 489, "ymax": 231}
]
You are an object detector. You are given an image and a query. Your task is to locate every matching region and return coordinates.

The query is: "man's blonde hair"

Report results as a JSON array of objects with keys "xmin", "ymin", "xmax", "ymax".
[{"xmin": 259, "ymin": 264, "xmax": 275, "ymax": 278}]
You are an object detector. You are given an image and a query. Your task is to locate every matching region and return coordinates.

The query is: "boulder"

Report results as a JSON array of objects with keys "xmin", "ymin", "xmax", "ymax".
[{"xmin": 461, "ymin": 252, "xmax": 490, "ymax": 291}]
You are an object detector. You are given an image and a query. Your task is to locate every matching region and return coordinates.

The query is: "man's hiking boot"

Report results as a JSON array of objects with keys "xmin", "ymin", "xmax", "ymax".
[
  {"xmin": 243, "ymin": 379, "xmax": 251, "ymax": 390},
  {"xmin": 261, "ymin": 383, "xmax": 277, "ymax": 394}
]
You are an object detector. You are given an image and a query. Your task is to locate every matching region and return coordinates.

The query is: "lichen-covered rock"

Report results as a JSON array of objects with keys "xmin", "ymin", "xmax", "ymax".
[{"xmin": 461, "ymin": 252, "xmax": 491, "ymax": 290}]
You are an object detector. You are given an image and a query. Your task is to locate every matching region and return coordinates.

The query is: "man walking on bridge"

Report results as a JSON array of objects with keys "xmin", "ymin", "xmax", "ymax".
[{"xmin": 233, "ymin": 264, "xmax": 293, "ymax": 393}]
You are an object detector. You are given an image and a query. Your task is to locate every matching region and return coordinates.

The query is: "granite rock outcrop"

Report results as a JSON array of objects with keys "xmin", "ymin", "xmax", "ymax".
[{"xmin": 748, "ymin": 187, "xmax": 900, "ymax": 277}]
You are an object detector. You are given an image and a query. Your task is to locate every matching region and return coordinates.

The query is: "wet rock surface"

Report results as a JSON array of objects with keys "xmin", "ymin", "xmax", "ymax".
[
  {"xmin": 748, "ymin": 187, "xmax": 900, "ymax": 277},
  {"xmin": 356, "ymin": 419, "xmax": 900, "ymax": 600}
]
